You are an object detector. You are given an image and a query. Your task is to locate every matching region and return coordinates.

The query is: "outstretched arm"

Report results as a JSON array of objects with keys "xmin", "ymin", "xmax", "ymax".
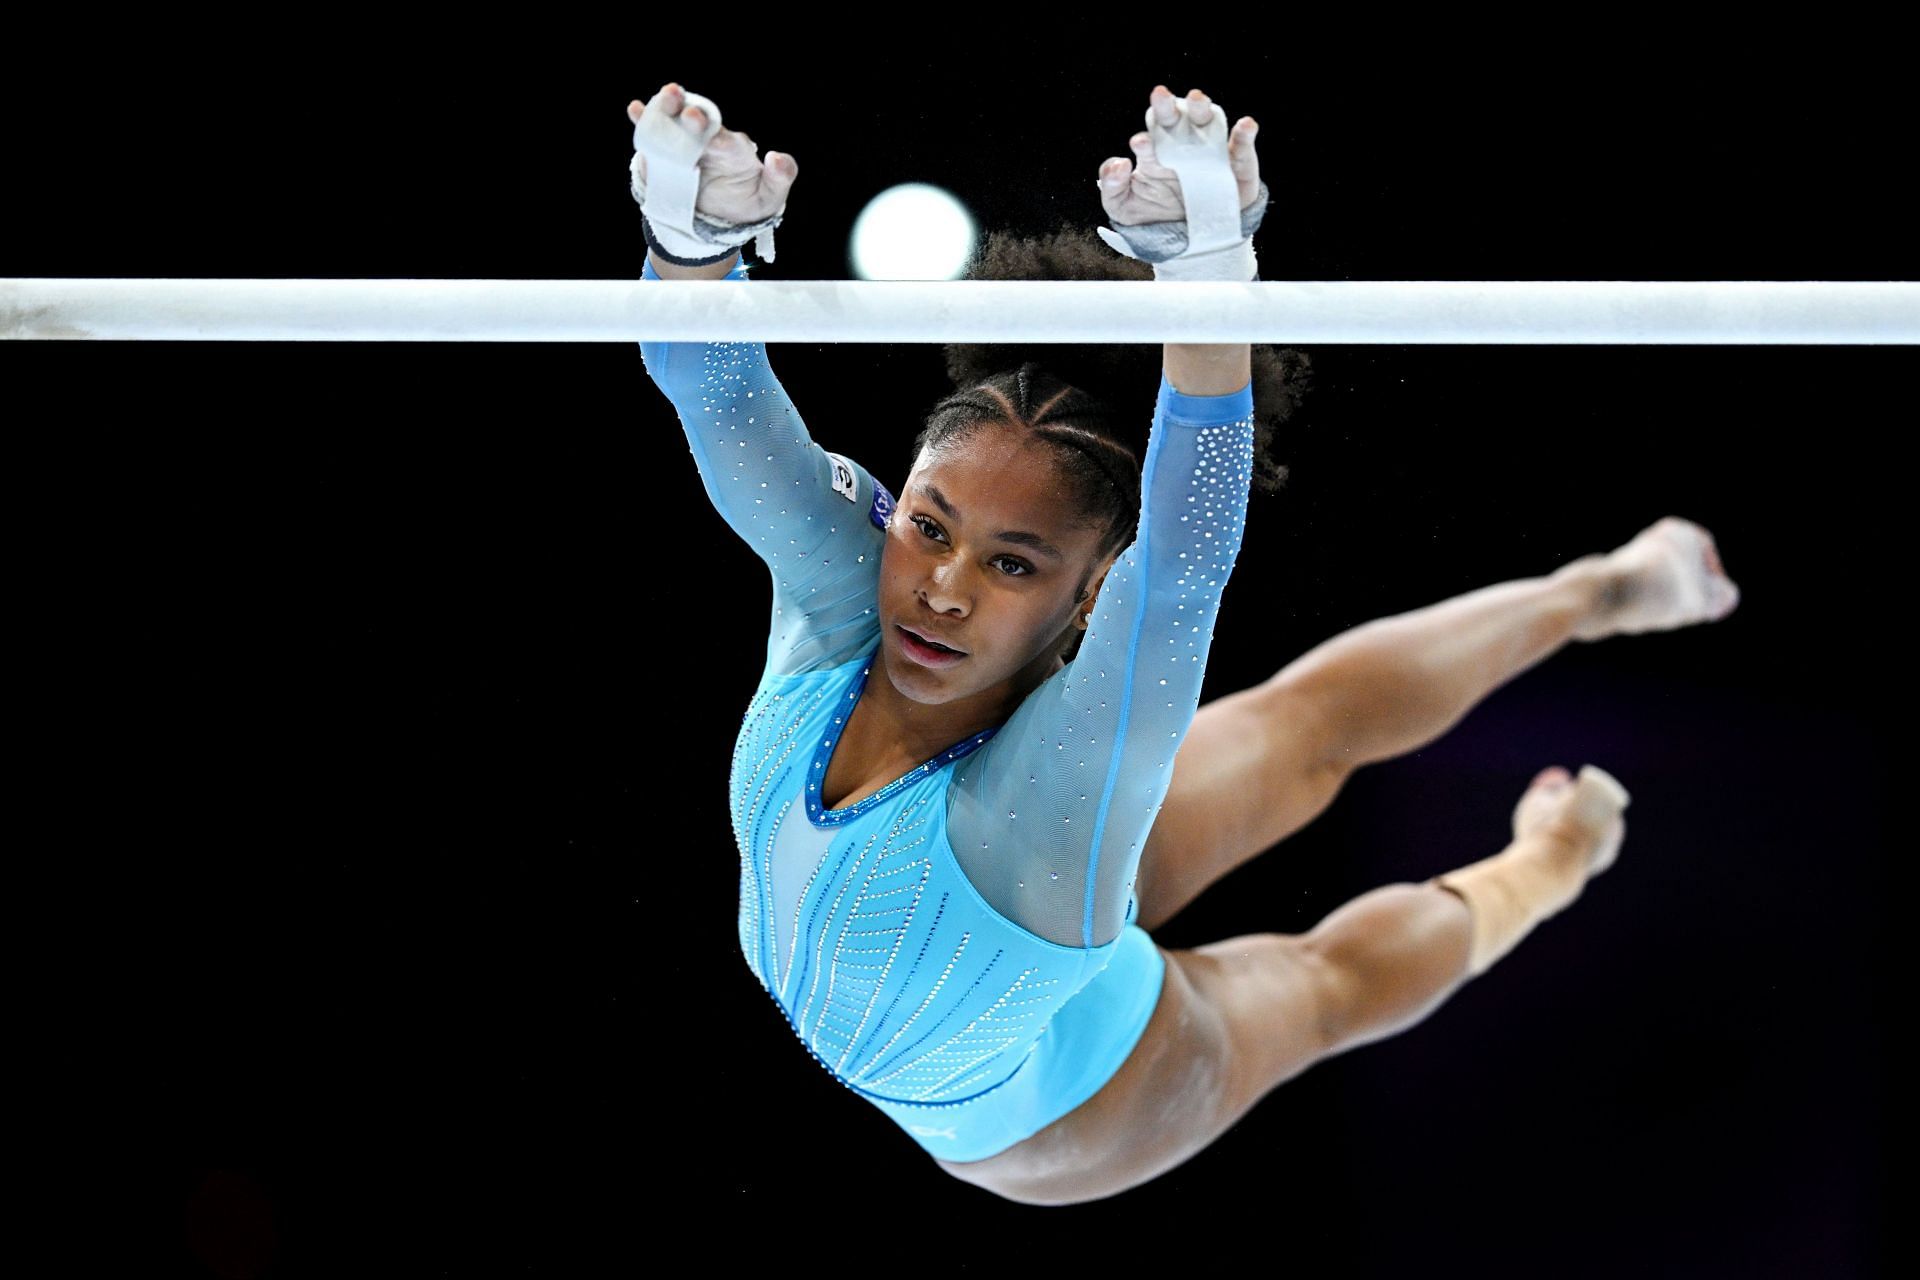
[
  {"xmin": 949, "ymin": 371, "xmax": 1257, "ymax": 949},
  {"xmin": 637, "ymin": 252, "xmax": 892, "ymax": 677},
  {"xmin": 1098, "ymin": 84, "xmax": 1261, "ymax": 394},
  {"xmin": 632, "ymin": 86, "xmax": 889, "ymax": 676},
  {"xmin": 947, "ymin": 82, "xmax": 1268, "ymax": 947}
]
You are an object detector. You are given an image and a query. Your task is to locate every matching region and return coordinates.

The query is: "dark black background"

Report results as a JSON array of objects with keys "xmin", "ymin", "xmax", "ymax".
[{"xmin": 7, "ymin": 27, "xmax": 1898, "ymax": 1279}]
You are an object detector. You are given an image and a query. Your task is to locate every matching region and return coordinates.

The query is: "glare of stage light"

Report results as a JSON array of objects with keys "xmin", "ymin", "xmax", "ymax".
[{"xmin": 850, "ymin": 184, "xmax": 977, "ymax": 280}]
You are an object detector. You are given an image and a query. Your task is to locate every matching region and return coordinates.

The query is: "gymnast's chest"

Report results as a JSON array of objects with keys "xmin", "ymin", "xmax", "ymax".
[
  {"xmin": 736, "ymin": 776, "xmax": 952, "ymax": 1004},
  {"xmin": 726, "ymin": 674, "xmax": 855, "ymax": 830}
]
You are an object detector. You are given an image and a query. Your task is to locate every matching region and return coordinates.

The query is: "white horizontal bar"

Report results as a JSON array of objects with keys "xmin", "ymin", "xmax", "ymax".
[{"xmin": 4, "ymin": 277, "xmax": 1918, "ymax": 344}]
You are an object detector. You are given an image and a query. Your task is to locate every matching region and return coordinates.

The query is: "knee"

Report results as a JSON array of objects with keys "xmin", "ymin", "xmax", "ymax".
[
  {"xmin": 1256, "ymin": 665, "xmax": 1353, "ymax": 775},
  {"xmin": 1285, "ymin": 933, "xmax": 1361, "ymax": 1057}
]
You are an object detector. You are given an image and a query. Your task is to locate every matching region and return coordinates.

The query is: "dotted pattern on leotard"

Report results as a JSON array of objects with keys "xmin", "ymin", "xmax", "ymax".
[
  {"xmin": 640, "ymin": 253, "xmax": 891, "ymax": 679},
  {"xmin": 639, "ymin": 253, "xmax": 1258, "ymax": 956},
  {"xmin": 947, "ymin": 380, "xmax": 1256, "ymax": 947}
]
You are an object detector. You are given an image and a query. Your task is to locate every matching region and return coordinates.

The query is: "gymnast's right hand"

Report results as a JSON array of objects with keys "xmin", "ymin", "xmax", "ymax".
[{"xmin": 627, "ymin": 83, "xmax": 798, "ymax": 230}]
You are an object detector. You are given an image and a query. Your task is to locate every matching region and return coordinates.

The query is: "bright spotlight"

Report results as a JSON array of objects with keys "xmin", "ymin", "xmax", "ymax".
[{"xmin": 850, "ymin": 183, "xmax": 977, "ymax": 281}]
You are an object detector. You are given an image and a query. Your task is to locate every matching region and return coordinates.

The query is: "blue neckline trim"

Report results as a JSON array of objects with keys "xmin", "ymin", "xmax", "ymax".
[{"xmin": 804, "ymin": 640, "xmax": 999, "ymax": 828}]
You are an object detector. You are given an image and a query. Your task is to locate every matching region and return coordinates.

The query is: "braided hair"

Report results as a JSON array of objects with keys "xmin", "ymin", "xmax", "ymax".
[{"xmin": 911, "ymin": 223, "xmax": 1311, "ymax": 656}]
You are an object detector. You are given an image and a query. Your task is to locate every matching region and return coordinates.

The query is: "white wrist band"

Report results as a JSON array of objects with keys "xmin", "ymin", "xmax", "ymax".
[
  {"xmin": 629, "ymin": 89, "xmax": 781, "ymax": 264},
  {"xmin": 1096, "ymin": 96, "xmax": 1258, "ymax": 282}
]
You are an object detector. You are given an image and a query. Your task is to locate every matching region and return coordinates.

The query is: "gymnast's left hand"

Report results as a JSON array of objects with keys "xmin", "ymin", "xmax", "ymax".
[{"xmin": 1097, "ymin": 85, "xmax": 1261, "ymax": 227}]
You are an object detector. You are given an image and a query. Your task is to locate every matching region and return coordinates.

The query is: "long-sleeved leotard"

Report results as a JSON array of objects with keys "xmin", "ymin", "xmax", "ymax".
[{"xmin": 640, "ymin": 252, "xmax": 1257, "ymax": 1160}]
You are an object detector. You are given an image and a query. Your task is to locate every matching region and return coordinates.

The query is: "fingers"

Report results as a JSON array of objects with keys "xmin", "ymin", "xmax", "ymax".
[
  {"xmin": 1128, "ymin": 130, "xmax": 1163, "ymax": 172},
  {"xmin": 1150, "ymin": 85, "xmax": 1220, "ymax": 129},
  {"xmin": 763, "ymin": 149, "xmax": 799, "ymax": 194},
  {"xmin": 1151, "ymin": 85, "xmax": 1181, "ymax": 127},
  {"xmin": 1180, "ymin": 88, "xmax": 1213, "ymax": 128},
  {"xmin": 1143, "ymin": 85, "xmax": 1264, "ymax": 209},
  {"xmin": 633, "ymin": 82, "xmax": 706, "ymax": 139},
  {"xmin": 1146, "ymin": 87, "xmax": 1259, "ymax": 156},
  {"xmin": 635, "ymin": 82, "xmax": 772, "ymax": 168},
  {"xmin": 1228, "ymin": 116, "xmax": 1261, "ymax": 184},
  {"xmin": 635, "ymin": 82, "xmax": 683, "ymax": 118}
]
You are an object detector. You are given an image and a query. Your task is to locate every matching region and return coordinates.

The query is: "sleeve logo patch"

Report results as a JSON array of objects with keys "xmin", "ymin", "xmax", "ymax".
[
  {"xmin": 870, "ymin": 480, "xmax": 896, "ymax": 530},
  {"xmin": 826, "ymin": 452, "xmax": 859, "ymax": 504}
]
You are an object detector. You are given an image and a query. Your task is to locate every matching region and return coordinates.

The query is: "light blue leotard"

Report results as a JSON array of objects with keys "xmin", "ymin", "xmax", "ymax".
[{"xmin": 639, "ymin": 253, "xmax": 1256, "ymax": 1162}]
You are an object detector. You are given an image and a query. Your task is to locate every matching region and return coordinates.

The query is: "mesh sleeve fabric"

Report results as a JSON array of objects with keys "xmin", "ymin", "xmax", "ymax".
[
  {"xmin": 946, "ymin": 371, "xmax": 1257, "ymax": 948},
  {"xmin": 638, "ymin": 254, "xmax": 891, "ymax": 677}
]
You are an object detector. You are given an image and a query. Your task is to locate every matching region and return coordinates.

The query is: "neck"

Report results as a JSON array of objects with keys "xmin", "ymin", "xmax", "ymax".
[{"xmin": 862, "ymin": 639, "xmax": 1069, "ymax": 762}]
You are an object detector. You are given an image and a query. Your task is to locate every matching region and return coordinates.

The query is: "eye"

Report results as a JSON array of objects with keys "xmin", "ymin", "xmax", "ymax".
[
  {"xmin": 910, "ymin": 514, "xmax": 947, "ymax": 543},
  {"xmin": 991, "ymin": 556, "xmax": 1032, "ymax": 577}
]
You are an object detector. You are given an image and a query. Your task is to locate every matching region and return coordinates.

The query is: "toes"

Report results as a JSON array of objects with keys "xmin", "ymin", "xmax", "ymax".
[
  {"xmin": 1709, "ymin": 576, "xmax": 1741, "ymax": 618},
  {"xmin": 1575, "ymin": 764, "xmax": 1632, "ymax": 811}
]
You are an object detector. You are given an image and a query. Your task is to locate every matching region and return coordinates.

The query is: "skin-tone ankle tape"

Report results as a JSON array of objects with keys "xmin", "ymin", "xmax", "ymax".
[
  {"xmin": 1433, "ymin": 846, "xmax": 1586, "ymax": 978},
  {"xmin": 1434, "ymin": 767, "xmax": 1631, "ymax": 977}
]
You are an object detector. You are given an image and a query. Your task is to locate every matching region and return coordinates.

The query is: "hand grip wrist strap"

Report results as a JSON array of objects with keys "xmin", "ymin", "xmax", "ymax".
[
  {"xmin": 630, "ymin": 89, "xmax": 782, "ymax": 264},
  {"xmin": 1096, "ymin": 97, "xmax": 1264, "ymax": 282}
]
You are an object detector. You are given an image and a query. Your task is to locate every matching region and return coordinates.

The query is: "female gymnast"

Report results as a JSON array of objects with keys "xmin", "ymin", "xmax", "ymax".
[{"xmin": 626, "ymin": 79, "xmax": 1741, "ymax": 1205}]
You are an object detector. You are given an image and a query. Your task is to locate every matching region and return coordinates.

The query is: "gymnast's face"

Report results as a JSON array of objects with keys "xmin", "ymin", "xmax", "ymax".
[{"xmin": 879, "ymin": 423, "xmax": 1114, "ymax": 708}]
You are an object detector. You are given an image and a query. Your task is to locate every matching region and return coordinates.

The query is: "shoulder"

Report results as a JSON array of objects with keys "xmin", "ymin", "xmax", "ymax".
[{"xmin": 821, "ymin": 450, "xmax": 897, "ymax": 533}]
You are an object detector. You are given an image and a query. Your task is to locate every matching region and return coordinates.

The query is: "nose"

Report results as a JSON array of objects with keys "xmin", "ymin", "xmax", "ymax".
[{"xmin": 919, "ymin": 558, "xmax": 970, "ymax": 617}]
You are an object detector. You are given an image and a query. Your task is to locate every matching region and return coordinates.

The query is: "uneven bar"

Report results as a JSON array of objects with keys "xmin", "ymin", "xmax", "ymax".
[{"xmin": 4, "ymin": 277, "xmax": 1918, "ymax": 344}]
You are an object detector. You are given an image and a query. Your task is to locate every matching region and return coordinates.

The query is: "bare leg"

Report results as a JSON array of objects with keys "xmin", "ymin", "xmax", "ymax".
[
  {"xmin": 939, "ymin": 765, "xmax": 1623, "ymax": 1205},
  {"xmin": 1293, "ymin": 517, "xmax": 1738, "ymax": 769},
  {"xmin": 1137, "ymin": 516, "xmax": 1737, "ymax": 929},
  {"xmin": 1137, "ymin": 555, "xmax": 1612, "ymax": 927},
  {"xmin": 1283, "ymin": 556, "xmax": 1617, "ymax": 770}
]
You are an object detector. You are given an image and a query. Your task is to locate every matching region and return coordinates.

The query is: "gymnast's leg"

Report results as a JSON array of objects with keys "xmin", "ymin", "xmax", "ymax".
[
  {"xmin": 1134, "ymin": 515, "xmax": 1737, "ymax": 930},
  {"xmin": 938, "ymin": 763, "xmax": 1627, "ymax": 1206}
]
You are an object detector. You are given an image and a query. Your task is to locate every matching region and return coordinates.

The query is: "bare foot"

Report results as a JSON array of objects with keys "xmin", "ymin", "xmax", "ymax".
[
  {"xmin": 1511, "ymin": 764, "xmax": 1630, "ymax": 878},
  {"xmin": 1573, "ymin": 516, "xmax": 1741, "ymax": 642}
]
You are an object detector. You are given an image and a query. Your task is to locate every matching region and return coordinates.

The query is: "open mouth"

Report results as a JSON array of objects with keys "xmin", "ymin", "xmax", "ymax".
[{"xmin": 897, "ymin": 625, "xmax": 966, "ymax": 662}]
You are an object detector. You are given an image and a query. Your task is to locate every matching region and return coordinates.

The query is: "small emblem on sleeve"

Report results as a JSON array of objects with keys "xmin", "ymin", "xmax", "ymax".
[
  {"xmin": 870, "ymin": 480, "xmax": 896, "ymax": 530},
  {"xmin": 826, "ymin": 452, "xmax": 859, "ymax": 504}
]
